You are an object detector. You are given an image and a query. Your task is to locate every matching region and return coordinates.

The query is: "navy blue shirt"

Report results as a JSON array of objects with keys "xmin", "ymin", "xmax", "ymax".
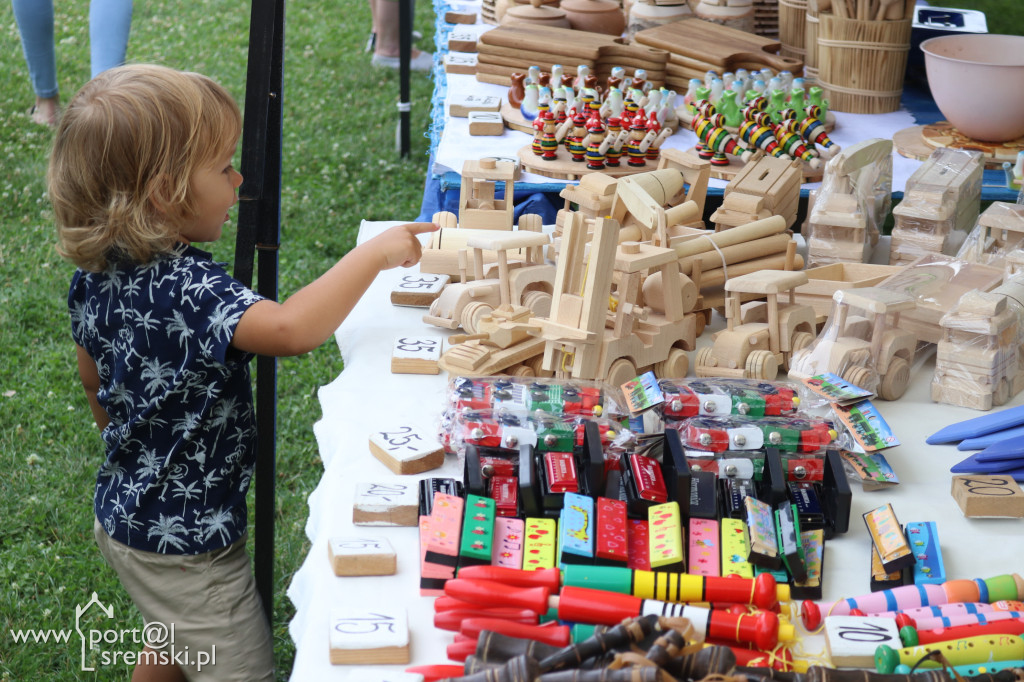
[{"xmin": 69, "ymin": 245, "xmax": 265, "ymax": 554}]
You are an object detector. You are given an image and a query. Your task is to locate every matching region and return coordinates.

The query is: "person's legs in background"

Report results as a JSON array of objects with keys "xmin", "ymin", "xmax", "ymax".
[
  {"xmin": 370, "ymin": 0, "xmax": 433, "ymax": 71},
  {"xmin": 11, "ymin": 0, "xmax": 60, "ymax": 126},
  {"xmin": 90, "ymin": 0, "xmax": 133, "ymax": 78}
]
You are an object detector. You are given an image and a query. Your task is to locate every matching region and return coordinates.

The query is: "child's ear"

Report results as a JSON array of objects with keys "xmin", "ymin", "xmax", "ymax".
[{"xmin": 148, "ymin": 173, "xmax": 176, "ymax": 215}]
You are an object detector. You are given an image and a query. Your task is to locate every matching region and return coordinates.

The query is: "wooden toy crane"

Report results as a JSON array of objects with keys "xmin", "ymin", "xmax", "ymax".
[
  {"xmin": 805, "ymin": 138, "xmax": 893, "ymax": 268},
  {"xmin": 535, "ymin": 212, "xmax": 699, "ymax": 386}
]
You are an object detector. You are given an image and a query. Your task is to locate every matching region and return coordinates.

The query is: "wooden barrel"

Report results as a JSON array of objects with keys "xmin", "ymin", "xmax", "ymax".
[{"xmin": 816, "ymin": 13, "xmax": 912, "ymax": 113}]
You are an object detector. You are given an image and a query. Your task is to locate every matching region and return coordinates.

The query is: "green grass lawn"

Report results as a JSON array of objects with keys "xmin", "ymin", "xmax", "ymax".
[{"xmin": 0, "ymin": 1, "xmax": 436, "ymax": 679}]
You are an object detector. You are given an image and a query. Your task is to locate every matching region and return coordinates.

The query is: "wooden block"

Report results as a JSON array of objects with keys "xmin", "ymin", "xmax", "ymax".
[
  {"xmin": 424, "ymin": 492, "xmax": 465, "ymax": 568},
  {"xmin": 492, "ymin": 516, "xmax": 525, "ymax": 569},
  {"xmin": 468, "ymin": 110, "xmax": 505, "ymax": 136},
  {"xmin": 328, "ymin": 536, "xmax": 397, "ymax": 577},
  {"xmin": 595, "ymin": 497, "xmax": 629, "ymax": 563},
  {"xmin": 329, "ymin": 606, "xmax": 409, "ymax": 665},
  {"xmin": 447, "ymin": 28, "xmax": 480, "ymax": 53},
  {"xmin": 951, "ymin": 475, "xmax": 1024, "ymax": 518},
  {"xmin": 353, "ymin": 481, "xmax": 419, "ymax": 527},
  {"xmin": 627, "ymin": 518, "xmax": 651, "ymax": 571},
  {"xmin": 459, "ymin": 494, "xmax": 496, "ymax": 566},
  {"xmin": 523, "ymin": 517, "xmax": 557, "ymax": 570},
  {"xmin": 559, "ymin": 492, "xmax": 595, "ymax": 564},
  {"xmin": 449, "ymin": 93, "xmax": 502, "ymax": 118},
  {"xmin": 369, "ymin": 424, "xmax": 445, "ymax": 474},
  {"xmin": 825, "ymin": 615, "xmax": 902, "ymax": 667},
  {"xmin": 906, "ymin": 521, "xmax": 946, "ymax": 585},
  {"xmin": 445, "ymin": 9, "xmax": 478, "ymax": 24},
  {"xmin": 648, "ymin": 501, "xmax": 684, "ymax": 570},
  {"xmin": 444, "ymin": 52, "xmax": 478, "ymax": 75},
  {"xmin": 391, "ymin": 272, "xmax": 449, "ymax": 307},
  {"xmin": 721, "ymin": 517, "xmax": 754, "ymax": 578},
  {"xmin": 688, "ymin": 518, "xmax": 720, "ymax": 576}
]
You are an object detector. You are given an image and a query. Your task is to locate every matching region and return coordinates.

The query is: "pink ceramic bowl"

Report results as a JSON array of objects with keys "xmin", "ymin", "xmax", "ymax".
[{"xmin": 921, "ymin": 33, "xmax": 1024, "ymax": 142}]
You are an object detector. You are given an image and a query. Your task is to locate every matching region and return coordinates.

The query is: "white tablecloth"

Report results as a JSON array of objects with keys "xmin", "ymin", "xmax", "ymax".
[{"xmin": 287, "ymin": 221, "xmax": 1024, "ymax": 681}]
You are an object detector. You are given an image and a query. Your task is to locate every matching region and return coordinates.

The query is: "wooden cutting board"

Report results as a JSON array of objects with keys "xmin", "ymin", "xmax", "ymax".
[
  {"xmin": 478, "ymin": 23, "xmax": 668, "ymax": 70},
  {"xmin": 634, "ymin": 18, "xmax": 802, "ymax": 75}
]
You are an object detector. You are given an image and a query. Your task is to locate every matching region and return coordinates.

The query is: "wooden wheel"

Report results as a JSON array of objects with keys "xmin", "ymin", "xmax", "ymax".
[
  {"xmin": 785, "ymin": 331, "xmax": 815, "ymax": 371},
  {"xmin": 694, "ymin": 346, "xmax": 717, "ymax": 377},
  {"xmin": 879, "ymin": 357, "xmax": 910, "ymax": 401},
  {"xmin": 744, "ymin": 350, "xmax": 778, "ymax": 380},
  {"xmin": 843, "ymin": 365, "xmax": 874, "ymax": 393},
  {"xmin": 509, "ymin": 364, "xmax": 535, "ymax": 378},
  {"xmin": 605, "ymin": 358, "xmax": 638, "ymax": 387},
  {"xmin": 522, "ymin": 290, "xmax": 552, "ymax": 318},
  {"xmin": 526, "ymin": 354, "xmax": 554, "ymax": 378},
  {"xmin": 654, "ymin": 348, "xmax": 689, "ymax": 379},
  {"xmin": 460, "ymin": 302, "xmax": 493, "ymax": 334}
]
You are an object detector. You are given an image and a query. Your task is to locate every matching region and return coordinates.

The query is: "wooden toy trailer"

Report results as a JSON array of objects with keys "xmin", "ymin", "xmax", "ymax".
[{"xmin": 695, "ymin": 270, "xmax": 818, "ymax": 380}]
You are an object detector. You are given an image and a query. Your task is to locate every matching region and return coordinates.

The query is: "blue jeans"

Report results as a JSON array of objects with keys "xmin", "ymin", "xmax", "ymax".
[{"xmin": 11, "ymin": 0, "xmax": 133, "ymax": 99}]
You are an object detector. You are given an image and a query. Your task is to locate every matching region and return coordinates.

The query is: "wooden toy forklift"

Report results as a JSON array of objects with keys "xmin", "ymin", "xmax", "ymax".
[
  {"xmin": 535, "ymin": 212, "xmax": 700, "ymax": 386},
  {"xmin": 788, "ymin": 287, "xmax": 917, "ymax": 400},
  {"xmin": 695, "ymin": 270, "xmax": 817, "ymax": 380}
]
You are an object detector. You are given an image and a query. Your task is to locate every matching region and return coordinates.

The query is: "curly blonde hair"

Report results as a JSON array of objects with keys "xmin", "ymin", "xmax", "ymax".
[{"xmin": 50, "ymin": 64, "xmax": 242, "ymax": 272}]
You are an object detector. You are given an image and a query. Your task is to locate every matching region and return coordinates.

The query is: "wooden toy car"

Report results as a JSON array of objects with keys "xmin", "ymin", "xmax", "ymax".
[
  {"xmin": 788, "ymin": 287, "xmax": 917, "ymax": 400},
  {"xmin": 695, "ymin": 270, "xmax": 818, "ymax": 380}
]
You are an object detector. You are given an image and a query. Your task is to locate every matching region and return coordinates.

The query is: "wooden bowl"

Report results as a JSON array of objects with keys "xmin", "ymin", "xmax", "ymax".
[{"xmin": 921, "ymin": 34, "xmax": 1024, "ymax": 142}]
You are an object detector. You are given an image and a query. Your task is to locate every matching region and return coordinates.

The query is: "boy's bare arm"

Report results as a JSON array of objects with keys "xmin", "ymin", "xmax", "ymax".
[
  {"xmin": 231, "ymin": 222, "xmax": 437, "ymax": 357},
  {"xmin": 76, "ymin": 344, "xmax": 111, "ymax": 431}
]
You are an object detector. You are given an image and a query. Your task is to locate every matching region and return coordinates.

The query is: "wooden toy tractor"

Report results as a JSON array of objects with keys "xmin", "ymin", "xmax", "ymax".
[
  {"xmin": 788, "ymin": 287, "xmax": 917, "ymax": 400},
  {"xmin": 423, "ymin": 230, "xmax": 555, "ymax": 334},
  {"xmin": 695, "ymin": 270, "xmax": 817, "ymax": 380}
]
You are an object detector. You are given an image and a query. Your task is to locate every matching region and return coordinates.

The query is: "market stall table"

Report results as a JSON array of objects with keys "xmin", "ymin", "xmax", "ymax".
[{"xmin": 286, "ymin": 220, "xmax": 1024, "ymax": 681}]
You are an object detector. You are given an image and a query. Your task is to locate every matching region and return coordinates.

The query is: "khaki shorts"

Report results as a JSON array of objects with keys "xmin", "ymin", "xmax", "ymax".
[{"xmin": 94, "ymin": 518, "xmax": 275, "ymax": 682}]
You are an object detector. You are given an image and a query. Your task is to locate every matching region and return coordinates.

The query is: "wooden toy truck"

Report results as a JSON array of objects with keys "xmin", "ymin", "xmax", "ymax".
[
  {"xmin": 931, "ymin": 276, "xmax": 1024, "ymax": 410},
  {"xmin": 788, "ymin": 287, "xmax": 917, "ymax": 400},
  {"xmin": 695, "ymin": 270, "xmax": 817, "ymax": 380},
  {"xmin": 535, "ymin": 212, "xmax": 700, "ymax": 386},
  {"xmin": 423, "ymin": 230, "xmax": 555, "ymax": 334}
]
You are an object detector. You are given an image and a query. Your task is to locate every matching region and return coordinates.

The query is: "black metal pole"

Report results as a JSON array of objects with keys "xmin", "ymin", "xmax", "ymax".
[
  {"xmin": 398, "ymin": 0, "xmax": 413, "ymax": 156},
  {"xmin": 235, "ymin": 0, "xmax": 285, "ymax": 625}
]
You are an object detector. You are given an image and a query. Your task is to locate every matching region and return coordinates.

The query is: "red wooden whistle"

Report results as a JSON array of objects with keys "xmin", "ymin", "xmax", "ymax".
[
  {"xmin": 405, "ymin": 664, "xmax": 466, "ymax": 682},
  {"xmin": 434, "ymin": 608, "xmax": 539, "ymax": 632},
  {"xmin": 443, "ymin": 578, "xmax": 551, "ymax": 614},
  {"xmin": 459, "ymin": 617, "xmax": 571, "ymax": 647},
  {"xmin": 455, "ymin": 565, "xmax": 563, "ymax": 591}
]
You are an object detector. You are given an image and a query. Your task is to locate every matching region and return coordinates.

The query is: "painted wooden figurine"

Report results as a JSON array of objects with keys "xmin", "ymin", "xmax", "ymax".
[
  {"xmin": 584, "ymin": 120, "xmax": 609, "ymax": 170},
  {"xmin": 694, "ymin": 110, "xmax": 753, "ymax": 166},
  {"xmin": 739, "ymin": 110, "xmax": 788, "ymax": 159},
  {"xmin": 564, "ymin": 112, "xmax": 589, "ymax": 162},
  {"xmin": 798, "ymin": 105, "xmax": 839, "ymax": 158}
]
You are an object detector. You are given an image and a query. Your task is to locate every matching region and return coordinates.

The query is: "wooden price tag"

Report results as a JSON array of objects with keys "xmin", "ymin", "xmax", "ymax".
[
  {"xmin": 951, "ymin": 475, "xmax": 1024, "ymax": 518},
  {"xmin": 328, "ymin": 607, "xmax": 409, "ymax": 665},
  {"xmin": 390, "ymin": 273, "xmax": 449, "ymax": 307},
  {"xmin": 370, "ymin": 425, "xmax": 444, "ymax": 474},
  {"xmin": 327, "ymin": 536, "xmax": 396, "ymax": 577},
  {"xmin": 353, "ymin": 482, "xmax": 419, "ymax": 527},
  {"xmin": 390, "ymin": 336, "xmax": 443, "ymax": 375}
]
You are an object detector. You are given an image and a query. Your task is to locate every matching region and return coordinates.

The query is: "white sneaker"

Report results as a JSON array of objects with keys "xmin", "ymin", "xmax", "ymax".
[{"xmin": 371, "ymin": 51, "xmax": 434, "ymax": 72}]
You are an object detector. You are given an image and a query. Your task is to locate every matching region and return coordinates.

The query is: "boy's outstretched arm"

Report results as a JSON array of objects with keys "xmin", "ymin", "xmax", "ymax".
[{"xmin": 231, "ymin": 222, "xmax": 437, "ymax": 357}]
